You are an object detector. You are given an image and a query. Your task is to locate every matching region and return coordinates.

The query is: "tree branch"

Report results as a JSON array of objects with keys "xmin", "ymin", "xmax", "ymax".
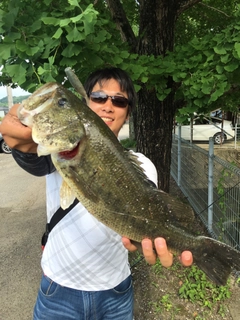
[
  {"xmin": 198, "ymin": 2, "xmax": 231, "ymax": 17},
  {"xmin": 177, "ymin": 0, "xmax": 202, "ymax": 16},
  {"xmin": 177, "ymin": 0, "xmax": 231, "ymax": 18},
  {"xmin": 105, "ymin": 0, "xmax": 137, "ymax": 51}
]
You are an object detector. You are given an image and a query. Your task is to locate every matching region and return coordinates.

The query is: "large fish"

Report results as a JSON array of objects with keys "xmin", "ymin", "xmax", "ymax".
[{"xmin": 18, "ymin": 77, "xmax": 240, "ymax": 286}]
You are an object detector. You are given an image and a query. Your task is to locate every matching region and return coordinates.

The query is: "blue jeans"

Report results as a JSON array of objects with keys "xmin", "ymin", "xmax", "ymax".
[{"xmin": 33, "ymin": 274, "xmax": 133, "ymax": 320}]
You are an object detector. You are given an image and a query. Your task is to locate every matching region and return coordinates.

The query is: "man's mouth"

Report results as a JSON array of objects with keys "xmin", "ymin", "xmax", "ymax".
[
  {"xmin": 58, "ymin": 142, "xmax": 80, "ymax": 160},
  {"xmin": 101, "ymin": 117, "xmax": 113, "ymax": 123}
]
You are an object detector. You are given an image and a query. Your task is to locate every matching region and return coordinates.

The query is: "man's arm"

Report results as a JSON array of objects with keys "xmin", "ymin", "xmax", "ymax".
[
  {"xmin": 12, "ymin": 149, "xmax": 55, "ymax": 176},
  {"xmin": 0, "ymin": 104, "xmax": 55, "ymax": 176}
]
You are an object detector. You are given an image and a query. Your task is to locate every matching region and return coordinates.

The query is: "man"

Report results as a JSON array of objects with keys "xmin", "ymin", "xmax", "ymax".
[{"xmin": 0, "ymin": 67, "xmax": 192, "ymax": 319}]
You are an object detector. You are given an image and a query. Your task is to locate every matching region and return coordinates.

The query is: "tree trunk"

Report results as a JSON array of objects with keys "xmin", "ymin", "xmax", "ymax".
[
  {"xmin": 106, "ymin": 0, "xmax": 201, "ymax": 191},
  {"xmin": 136, "ymin": 85, "xmax": 175, "ymax": 191},
  {"xmin": 136, "ymin": 0, "xmax": 179, "ymax": 191}
]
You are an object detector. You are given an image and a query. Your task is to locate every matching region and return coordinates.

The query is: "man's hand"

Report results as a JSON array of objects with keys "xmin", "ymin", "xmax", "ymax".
[
  {"xmin": 0, "ymin": 104, "xmax": 38, "ymax": 153},
  {"xmin": 122, "ymin": 237, "xmax": 193, "ymax": 268}
]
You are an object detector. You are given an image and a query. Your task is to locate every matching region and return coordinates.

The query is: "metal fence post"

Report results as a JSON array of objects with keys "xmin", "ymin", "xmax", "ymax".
[
  {"xmin": 235, "ymin": 122, "xmax": 237, "ymax": 149},
  {"xmin": 208, "ymin": 137, "xmax": 214, "ymax": 233},
  {"xmin": 177, "ymin": 125, "xmax": 181, "ymax": 187}
]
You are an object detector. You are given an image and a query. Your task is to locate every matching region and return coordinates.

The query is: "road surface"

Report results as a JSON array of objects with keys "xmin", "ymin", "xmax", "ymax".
[{"xmin": 0, "ymin": 153, "xmax": 45, "ymax": 320}]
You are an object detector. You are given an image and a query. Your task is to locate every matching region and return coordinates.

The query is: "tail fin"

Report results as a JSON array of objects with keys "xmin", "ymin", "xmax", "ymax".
[{"xmin": 192, "ymin": 236, "xmax": 240, "ymax": 286}]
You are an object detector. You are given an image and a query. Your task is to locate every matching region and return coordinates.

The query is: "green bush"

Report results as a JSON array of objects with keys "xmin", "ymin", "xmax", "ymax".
[{"xmin": 120, "ymin": 138, "xmax": 136, "ymax": 149}]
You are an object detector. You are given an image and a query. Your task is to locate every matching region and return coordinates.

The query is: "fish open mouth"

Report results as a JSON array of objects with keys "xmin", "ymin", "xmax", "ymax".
[{"xmin": 58, "ymin": 142, "xmax": 80, "ymax": 160}]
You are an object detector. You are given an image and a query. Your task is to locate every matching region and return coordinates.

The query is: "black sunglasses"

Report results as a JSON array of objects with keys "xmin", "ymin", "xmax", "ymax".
[{"xmin": 90, "ymin": 92, "xmax": 129, "ymax": 108}]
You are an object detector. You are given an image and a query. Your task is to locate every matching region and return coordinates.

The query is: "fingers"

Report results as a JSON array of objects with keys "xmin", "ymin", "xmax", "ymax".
[
  {"xmin": 141, "ymin": 238, "xmax": 173, "ymax": 267},
  {"xmin": 8, "ymin": 103, "xmax": 21, "ymax": 116},
  {"xmin": 122, "ymin": 237, "xmax": 137, "ymax": 252},
  {"xmin": 122, "ymin": 236, "xmax": 193, "ymax": 268},
  {"xmin": 1, "ymin": 104, "xmax": 30, "ymax": 139},
  {"xmin": 154, "ymin": 238, "xmax": 173, "ymax": 267},
  {"xmin": 0, "ymin": 104, "xmax": 37, "ymax": 153},
  {"xmin": 179, "ymin": 250, "xmax": 193, "ymax": 267},
  {"xmin": 141, "ymin": 238, "xmax": 156, "ymax": 265}
]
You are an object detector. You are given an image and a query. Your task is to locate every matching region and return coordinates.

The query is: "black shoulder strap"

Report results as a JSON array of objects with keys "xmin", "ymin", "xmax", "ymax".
[{"xmin": 48, "ymin": 198, "xmax": 79, "ymax": 233}]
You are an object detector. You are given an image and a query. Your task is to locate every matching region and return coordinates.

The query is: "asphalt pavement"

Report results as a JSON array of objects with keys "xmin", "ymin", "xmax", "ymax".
[{"xmin": 0, "ymin": 153, "xmax": 45, "ymax": 320}]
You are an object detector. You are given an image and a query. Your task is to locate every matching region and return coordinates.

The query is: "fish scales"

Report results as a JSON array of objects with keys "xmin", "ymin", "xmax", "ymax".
[{"xmin": 18, "ymin": 80, "xmax": 240, "ymax": 286}]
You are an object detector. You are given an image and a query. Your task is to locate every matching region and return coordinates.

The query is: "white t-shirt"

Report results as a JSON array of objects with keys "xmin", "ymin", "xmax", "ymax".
[{"xmin": 41, "ymin": 151, "xmax": 157, "ymax": 291}]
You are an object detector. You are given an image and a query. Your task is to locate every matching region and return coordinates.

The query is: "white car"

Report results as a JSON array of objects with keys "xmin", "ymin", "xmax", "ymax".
[
  {"xmin": 0, "ymin": 133, "xmax": 12, "ymax": 154},
  {"xmin": 175, "ymin": 116, "xmax": 235, "ymax": 144}
]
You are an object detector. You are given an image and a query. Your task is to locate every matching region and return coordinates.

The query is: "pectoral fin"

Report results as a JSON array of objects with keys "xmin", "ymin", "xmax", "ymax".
[{"xmin": 60, "ymin": 180, "xmax": 76, "ymax": 209}]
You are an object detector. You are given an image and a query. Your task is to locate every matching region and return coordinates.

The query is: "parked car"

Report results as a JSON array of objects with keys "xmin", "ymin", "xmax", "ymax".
[
  {"xmin": 0, "ymin": 133, "xmax": 12, "ymax": 154},
  {"xmin": 175, "ymin": 116, "xmax": 235, "ymax": 144}
]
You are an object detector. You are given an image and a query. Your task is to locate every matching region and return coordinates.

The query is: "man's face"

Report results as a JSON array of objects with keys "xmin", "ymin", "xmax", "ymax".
[{"xmin": 89, "ymin": 79, "xmax": 129, "ymax": 137}]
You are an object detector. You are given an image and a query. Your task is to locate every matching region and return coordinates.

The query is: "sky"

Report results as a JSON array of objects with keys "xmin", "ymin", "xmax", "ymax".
[{"xmin": 0, "ymin": 86, "xmax": 29, "ymax": 100}]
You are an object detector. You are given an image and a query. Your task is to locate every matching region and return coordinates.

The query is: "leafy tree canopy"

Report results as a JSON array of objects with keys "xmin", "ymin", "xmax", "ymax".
[{"xmin": 0, "ymin": 0, "xmax": 239, "ymax": 117}]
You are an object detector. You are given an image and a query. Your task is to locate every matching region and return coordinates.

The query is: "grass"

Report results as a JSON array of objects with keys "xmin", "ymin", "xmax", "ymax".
[{"xmin": 130, "ymin": 251, "xmax": 236, "ymax": 319}]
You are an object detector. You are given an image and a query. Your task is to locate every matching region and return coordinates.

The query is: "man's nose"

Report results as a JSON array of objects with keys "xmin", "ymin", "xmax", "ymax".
[{"xmin": 102, "ymin": 98, "xmax": 114, "ymax": 111}]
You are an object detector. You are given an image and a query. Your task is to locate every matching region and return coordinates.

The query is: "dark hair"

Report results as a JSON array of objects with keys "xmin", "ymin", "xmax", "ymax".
[{"xmin": 84, "ymin": 67, "xmax": 137, "ymax": 115}]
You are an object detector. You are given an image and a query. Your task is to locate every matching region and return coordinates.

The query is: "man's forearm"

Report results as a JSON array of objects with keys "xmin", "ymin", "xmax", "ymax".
[{"xmin": 12, "ymin": 149, "xmax": 55, "ymax": 176}]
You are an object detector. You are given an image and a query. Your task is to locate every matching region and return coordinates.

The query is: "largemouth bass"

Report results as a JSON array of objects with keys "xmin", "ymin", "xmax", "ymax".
[{"xmin": 18, "ymin": 80, "xmax": 240, "ymax": 286}]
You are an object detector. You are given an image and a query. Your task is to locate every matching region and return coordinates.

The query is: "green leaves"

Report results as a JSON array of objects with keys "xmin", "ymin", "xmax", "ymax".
[
  {"xmin": 0, "ymin": 0, "xmax": 113, "ymax": 89},
  {"xmin": 16, "ymin": 40, "xmax": 40, "ymax": 56},
  {"xmin": 5, "ymin": 63, "xmax": 26, "ymax": 85},
  {"xmin": 0, "ymin": 43, "xmax": 15, "ymax": 62},
  {"xmin": 213, "ymin": 46, "xmax": 227, "ymax": 55},
  {"xmin": 66, "ymin": 26, "xmax": 85, "ymax": 42},
  {"xmin": 223, "ymin": 61, "xmax": 238, "ymax": 72},
  {"xmin": 0, "ymin": 0, "xmax": 240, "ymax": 117},
  {"xmin": 235, "ymin": 43, "xmax": 240, "ymax": 58},
  {"xmin": 178, "ymin": 265, "xmax": 231, "ymax": 307},
  {"xmin": 68, "ymin": 0, "xmax": 81, "ymax": 8},
  {"xmin": 173, "ymin": 16, "xmax": 240, "ymax": 118},
  {"xmin": 52, "ymin": 27, "xmax": 63, "ymax": 39},
  {"xmin": 41, "ymin": 4, "xmax": 98, "ymax": 38},
  {"xmin": 41, "ymin": 17, "xmax": 59, "ymax": 26},
  {"xmin": 1, "ymin": 7, "xmax": 19, "ymax": 30}
]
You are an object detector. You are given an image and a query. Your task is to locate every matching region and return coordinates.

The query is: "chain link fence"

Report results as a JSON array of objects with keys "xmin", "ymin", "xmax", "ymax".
[
  {"xmin": 171, "ymin": 134, "xmax": 240, "ymax": 250},
  {"xmin": 235, "ymin": 126, "xmax": 240, "ymax": 145}
]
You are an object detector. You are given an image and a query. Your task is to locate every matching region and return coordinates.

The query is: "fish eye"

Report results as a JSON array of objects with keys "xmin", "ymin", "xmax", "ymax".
[{"xmin": 58, "ymin": 98, "xmax": 67, "ymax": 107}]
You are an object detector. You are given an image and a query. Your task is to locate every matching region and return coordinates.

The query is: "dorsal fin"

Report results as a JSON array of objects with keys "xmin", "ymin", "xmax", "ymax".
[
  {"xmin": 65, "ymin": 67, "xmax": 89, "ymax": 105},
  {"xmin": 125, "ymin": 149, "xmax": 157, "ymax": 187}
]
